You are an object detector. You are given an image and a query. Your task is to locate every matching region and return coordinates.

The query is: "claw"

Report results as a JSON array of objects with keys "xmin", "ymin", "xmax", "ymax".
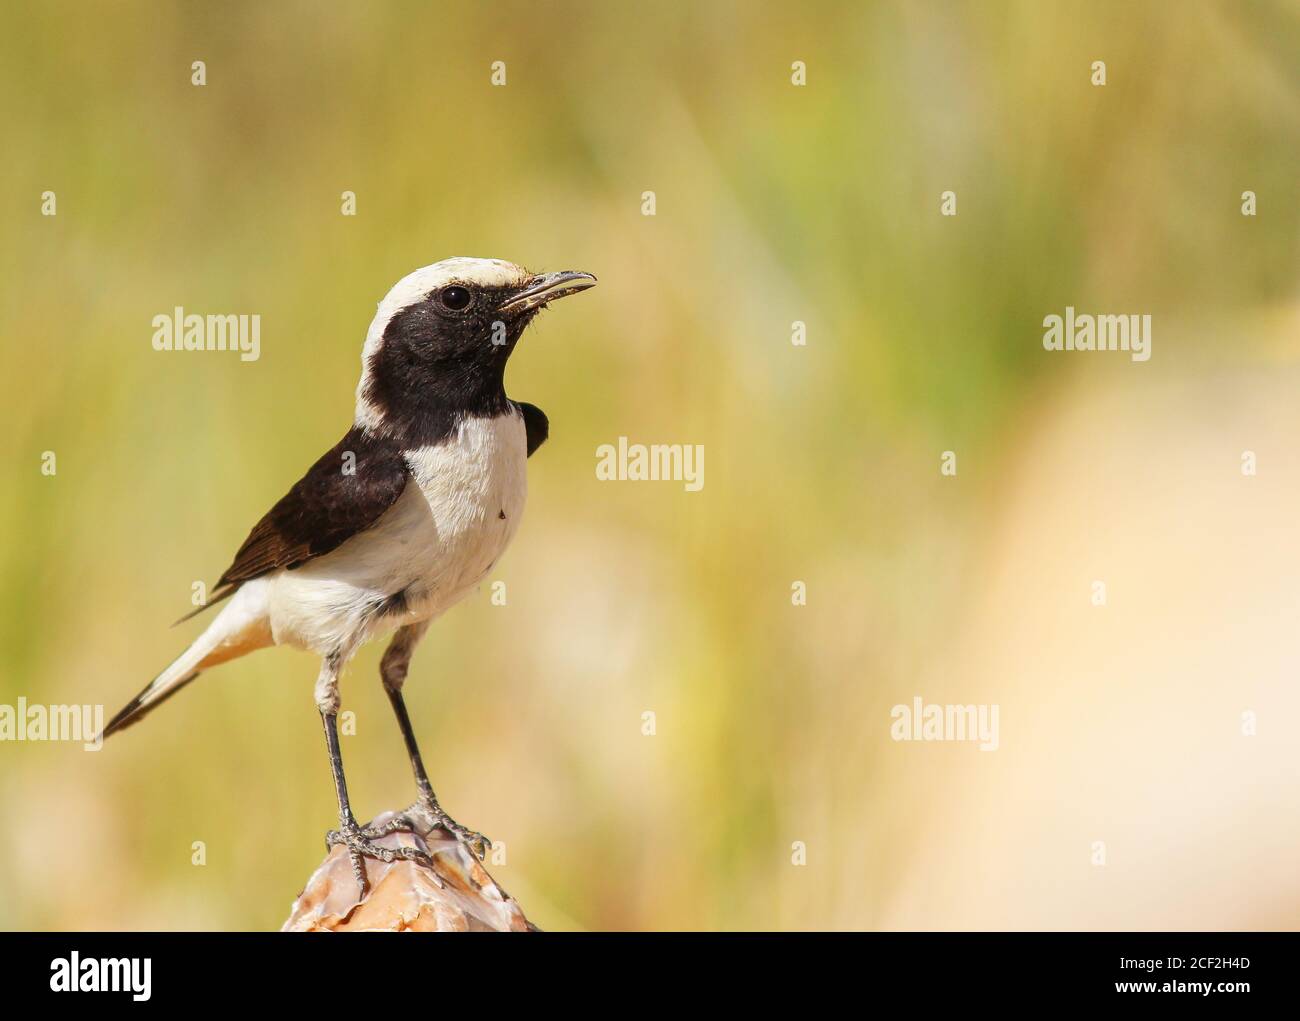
[
  {"xmin": 347, "ymin": 848, "xmax": 370, "ymax": 898},
  {"xmin": 442, "ymin": 819, "xmax": 490, "ymax": 861},
  {"xmin": 358, "ymin": 814, "xmax": 417, "ymax": 840},
  {"xmin": 429, "ymin": 808, "xmax": 490, "ymax": 860},
  {"xmin": 326, "ymin": 821, "xmax": 439, "ymax": 897},
  {"xmin": 361, "ymin": 799, "xmax": 491, "ymax": 861}
]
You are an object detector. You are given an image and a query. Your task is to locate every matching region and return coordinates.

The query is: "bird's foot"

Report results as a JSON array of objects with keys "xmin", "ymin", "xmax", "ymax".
[
  {"xmin": 325, "ymin": 819, "xmax": 437, "ymax": 897},
  {"xmin": 362, "ymin": 793, "xmax": 492, "ymax": 862}
]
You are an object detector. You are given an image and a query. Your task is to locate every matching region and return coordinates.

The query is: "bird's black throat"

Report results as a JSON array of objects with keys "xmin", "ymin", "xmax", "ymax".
[{"xmin": 362, "ymin": 298, "xmax": 537, "ymax": 448}]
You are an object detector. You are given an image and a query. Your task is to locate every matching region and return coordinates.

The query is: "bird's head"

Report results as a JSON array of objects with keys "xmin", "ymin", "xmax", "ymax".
[{"xmin": 356, "ymin": 257, "xmax": 596, "ymax": 438}]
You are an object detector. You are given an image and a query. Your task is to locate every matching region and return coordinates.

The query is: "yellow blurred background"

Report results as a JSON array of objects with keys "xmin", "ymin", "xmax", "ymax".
[{"xmin": 2, "ymin": 1, "xmax": 1299, "ymax": 930}]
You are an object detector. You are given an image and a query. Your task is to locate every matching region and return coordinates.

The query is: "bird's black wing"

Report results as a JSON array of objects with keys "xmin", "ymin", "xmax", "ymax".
[
  {"xmin": 217, "ymin": 426, "xmax": 410, "ymax": 587},
  {"xmin": 516, "ymin": 401, "xmax": 549, "ymax": 457},
  {"xmin": 179, "ymin": 427, "xmax": 410, "ymax": 620}
]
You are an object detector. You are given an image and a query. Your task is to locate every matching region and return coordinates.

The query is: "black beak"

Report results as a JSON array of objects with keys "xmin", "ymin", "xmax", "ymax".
[{"xmin": 499, "ymin": 271, "xmax": 597, "ymax": 315}]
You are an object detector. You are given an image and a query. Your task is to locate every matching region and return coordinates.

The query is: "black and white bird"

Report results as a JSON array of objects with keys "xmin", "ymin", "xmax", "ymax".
[{"xmin": 103, "ymin": 257, "xmax": 596, "ymax": 892}]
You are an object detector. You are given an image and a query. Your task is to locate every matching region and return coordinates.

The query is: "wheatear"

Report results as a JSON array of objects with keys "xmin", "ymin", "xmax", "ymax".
[{"xmin": 104, "ymin": 257, "xmax": 596, "ymax": 892}]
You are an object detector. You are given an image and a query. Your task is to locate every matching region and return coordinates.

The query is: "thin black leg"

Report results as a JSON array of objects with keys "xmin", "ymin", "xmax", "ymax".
[
  {"xmin": 321, "ymin": 709, "xmax": 357, "ymax": 829},
  {"xmin": 385, "ymin": 685, "xmax": 436, "ymax": 800},
  {"xmin": 367, "ymin": 625, "xmax": 492, "ymax": 860},
  {"xmin": 321, "ymin": 706, "xmax": 431, "ymax": 896}
]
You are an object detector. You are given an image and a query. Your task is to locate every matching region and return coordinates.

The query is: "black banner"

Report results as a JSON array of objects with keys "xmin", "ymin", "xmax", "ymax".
[{"xmin": 0, "ymin": 931, "xmax": 1285, "ymax": 1006}]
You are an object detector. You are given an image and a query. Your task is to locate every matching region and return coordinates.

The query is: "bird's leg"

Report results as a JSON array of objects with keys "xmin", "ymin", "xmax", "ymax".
[
  {"xmin": 372, "ymin": 684, "xmax": 493, "ymax": 860},
  {"xmin": 358, "ymin": 624, "xmax": 492, "ymax": 861},
  {"xmin": 316, "ymin": 651, "xmax": 432, "ymax": 896}
]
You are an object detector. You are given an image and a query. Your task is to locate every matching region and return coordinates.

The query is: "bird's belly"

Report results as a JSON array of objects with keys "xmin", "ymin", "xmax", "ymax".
[
  {"xmin": 396, "ymin": 467, "xmax": 526, "ymax": 619},
  {"xmin": 402, "ymin": 411, "xmax": 527, "ymax": 599},
  {"xmin": 264, "ymin": 412, "xmax": 528, "ymax": 654}
]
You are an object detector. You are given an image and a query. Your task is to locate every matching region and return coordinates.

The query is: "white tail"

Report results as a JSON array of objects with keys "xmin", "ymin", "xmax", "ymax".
[{"xmin": 102, "ymin": 584, "xmax": 272, "ymax": 739}]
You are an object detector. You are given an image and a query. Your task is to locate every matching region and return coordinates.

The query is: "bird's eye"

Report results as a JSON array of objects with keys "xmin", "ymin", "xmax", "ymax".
[{"xmin": 439, "ymin": 285, "xmax": 473, "ymax": 311}]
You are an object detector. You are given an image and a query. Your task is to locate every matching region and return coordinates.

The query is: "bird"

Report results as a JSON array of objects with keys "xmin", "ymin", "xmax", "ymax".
[{"xmin": 102, "ymin": 257, "xmax": 596, "ymax": 893}]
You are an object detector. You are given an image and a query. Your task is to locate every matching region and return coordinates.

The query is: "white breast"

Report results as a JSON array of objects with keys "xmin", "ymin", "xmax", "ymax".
[
  {"xmin": 266, "ymin": 410, "xmax": 528, "ymax": 653},
  {"xmin": 402, "ymin": 411, "xmax": 529, "ymax": 597}
]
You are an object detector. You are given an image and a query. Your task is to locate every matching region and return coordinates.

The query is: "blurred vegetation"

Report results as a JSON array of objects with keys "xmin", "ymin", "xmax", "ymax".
[{"xmin": 1, "ymin": 1, "xmax": 1298, "ymax": 930}]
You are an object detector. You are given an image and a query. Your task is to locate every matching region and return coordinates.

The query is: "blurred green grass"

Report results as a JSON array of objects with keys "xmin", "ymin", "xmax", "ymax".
[{"xmin": 1, "ymin": 0, "xmax": 1298, "ymax": 929}]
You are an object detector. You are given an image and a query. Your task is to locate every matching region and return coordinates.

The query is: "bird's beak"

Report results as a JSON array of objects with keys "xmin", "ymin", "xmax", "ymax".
[{"xmin": 499, "ymin": 271, "xmax": 597, "ymax": 315}]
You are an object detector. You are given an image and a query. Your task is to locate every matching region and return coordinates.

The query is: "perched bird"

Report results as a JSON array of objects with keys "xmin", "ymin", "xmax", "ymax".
[{"xmin": 103, "ymin": 257, "xmax": 596, "ymax": 892}]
